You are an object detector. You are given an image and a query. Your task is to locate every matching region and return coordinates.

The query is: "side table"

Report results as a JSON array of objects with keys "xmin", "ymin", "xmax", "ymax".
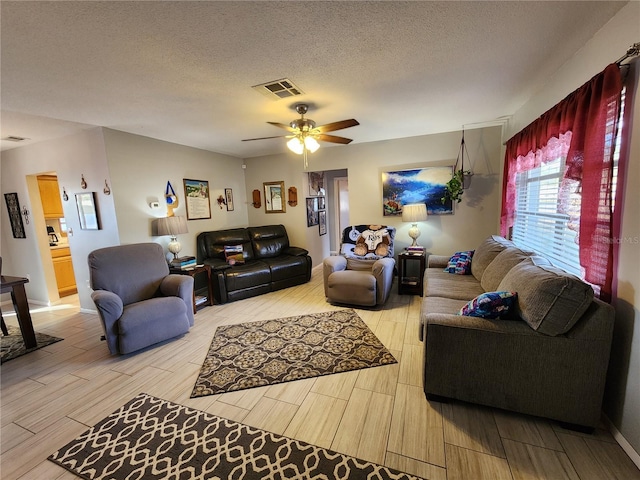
[
  {"xmin": 169, "ymin": 264, "xmax": 214, "ymax": 312},
  {"xmin": 398, "ymin": 250, "xmax": 426, "ymax": 296}
]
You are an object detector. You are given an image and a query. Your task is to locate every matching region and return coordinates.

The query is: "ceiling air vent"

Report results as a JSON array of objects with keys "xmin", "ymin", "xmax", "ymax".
[
  {"xmin": 252, "ymin": 78, "xmax": 304, "ymax": 100},
  {"xmin": 4, "ymin": 135, "xmax": 29, "ymax": 142}
]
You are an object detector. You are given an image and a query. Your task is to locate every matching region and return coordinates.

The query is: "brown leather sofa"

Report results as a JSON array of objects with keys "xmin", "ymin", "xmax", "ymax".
[{"xmin": 196, "ymin": 224, "xmax": 311, "ymax": 304}]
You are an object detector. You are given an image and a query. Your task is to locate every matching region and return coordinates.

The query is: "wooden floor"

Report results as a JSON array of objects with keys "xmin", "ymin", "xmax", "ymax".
[{"xmin": 2, "ymin": 266, "xmax": 639, "ymax": 480}]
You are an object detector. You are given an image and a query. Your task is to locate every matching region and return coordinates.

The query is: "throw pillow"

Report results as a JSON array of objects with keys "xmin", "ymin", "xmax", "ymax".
[
  {"xmin": 459, "ymin": 291, "xmax": 518, "ymax": 319},
  {"xmin": 444, "ymin": 250, "xmax": 474, "ymax": 275},
  {"xmin": 224, "ymin": 245, "xmax": 244, "ymax": 265}
]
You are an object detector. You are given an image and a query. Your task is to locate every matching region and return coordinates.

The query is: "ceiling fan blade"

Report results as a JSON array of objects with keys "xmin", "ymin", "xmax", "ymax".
[
  {"xmin": 267, "ymin": 122, "xmax": 296, "ymax": 133},
  {"xmin": 242, "ymin": 135, "xmax": 288, "ymax": 142},
  {"xmin": 316, "ymin": 133, "xmax": 353, "ymax": 144},
  {"xmin": 314, "ymin": 119, "xmax": 359, "ymax": 133}
]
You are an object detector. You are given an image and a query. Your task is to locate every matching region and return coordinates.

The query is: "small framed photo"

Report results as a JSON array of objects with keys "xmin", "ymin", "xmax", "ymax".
[
  {"xmin": 183, "ymin": 179, "xmax": 211, "ymax": 220},
  {"xmin": 306, "ymin": 197, "xmax": 319, "ymax": 227},
  {"xmin": 225, "ymin": 188, "xmax": 234, "ymax": 211},
  {"xmin": 318, "ymin": 210, "xmax": 327, "ymax": 236},
  {"xmin": 317, "ymin": 196, "xmax": 325, "ymax": 210}
]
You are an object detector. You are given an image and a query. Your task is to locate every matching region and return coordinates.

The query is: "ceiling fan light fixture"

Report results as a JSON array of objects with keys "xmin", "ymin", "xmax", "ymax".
[
  {"xmin": 304, "ymin": 136, "xmax": 320, "ymax": 153},
  {"xmin": 287, "ymin": 137, "xmax": 304, "ymax": 154}
]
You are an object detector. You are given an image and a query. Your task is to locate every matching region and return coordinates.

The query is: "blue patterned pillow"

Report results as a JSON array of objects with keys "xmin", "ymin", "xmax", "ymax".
[
  {"xmin": 444, "ymin": 250, "xmax": 475, "ymax": 274},
  {"xmin": 459, "ymin": 291, "xmax": 518, "ymax": 319}
]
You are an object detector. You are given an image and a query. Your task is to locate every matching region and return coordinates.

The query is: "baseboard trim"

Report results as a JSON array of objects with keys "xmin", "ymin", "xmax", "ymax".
[{"xmin": 603, "ymin": 413, "xmax": 640, "ymax": 470}]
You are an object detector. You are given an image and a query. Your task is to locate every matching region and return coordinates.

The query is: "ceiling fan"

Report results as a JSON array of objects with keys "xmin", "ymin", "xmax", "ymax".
[{"xmin": 242, "ymin": 104, "xmax": 359, "ymax": 168}]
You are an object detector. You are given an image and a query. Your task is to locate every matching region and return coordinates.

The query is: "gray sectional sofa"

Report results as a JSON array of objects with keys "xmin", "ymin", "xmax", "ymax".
[{"xmin": 420, "ymin": 235, "xmax": 615, "ymax": 431}]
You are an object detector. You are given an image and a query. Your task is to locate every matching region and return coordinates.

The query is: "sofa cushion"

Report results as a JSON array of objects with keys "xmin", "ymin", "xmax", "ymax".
[
  {"xmin": 249, "ymin": 225, "xmax": 289, "ymax": 259},
  {"xmin": 444, "ymin": 250, "xmax": 474, "ymax": 275},
  {"xmin": 471, "ymin": 235, "xmax": 515, "ymax": 281},
  {"xmin": 202, "ymin": 229, "xmax": 254, "ymax": 262},
  {"xmin": 497, "ymin": 257, "xmax": 594, "ymax": 336},
  {"xmin": 480, "ymin": 247, "xmax": 535, "ymax": 291},
  {"xmin": 424, "ymin": 269, "xmax": 485, "ymax": 301},
  {"xmin": 459, "ymin": 291, "xmax": 518, "ymax": 319}
]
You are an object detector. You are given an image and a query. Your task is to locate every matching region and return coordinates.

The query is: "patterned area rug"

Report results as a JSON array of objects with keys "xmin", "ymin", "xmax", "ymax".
[
  {"xmin": 192, "ymin": 309, "xmax": 397, "ymax": 398},
  {"xmin": 1, "ymin": 325, "xmax": 63, "ymax": 364},
  {"xmin": 49, "ymin": 393, "xmax": 422, "ymax": 480}
]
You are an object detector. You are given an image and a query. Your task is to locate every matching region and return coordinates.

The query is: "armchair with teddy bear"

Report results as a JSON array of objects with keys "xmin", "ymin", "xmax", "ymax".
[{"xmin": 323, "ymin": 224, "xmax": 396, "ymax": 307}]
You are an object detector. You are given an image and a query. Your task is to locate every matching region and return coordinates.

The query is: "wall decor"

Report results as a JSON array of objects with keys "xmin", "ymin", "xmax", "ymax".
[
  {"xmin": 165, "ymin": 181, "xmax": 179, "ymax": 216},
  {"xmin": 264, "ymin": 181, "xmax": 285, "ymax": 213},
  {"xmin": 62, "ymin": 187, "xmax": 69, "ymax": 201},
  {"xmin": 306, "ymin": 197, "xmax": 319, "ymax": 227},
  {"xmin": 308, "ymin": 171, "xmax": 325, "ymax": 196},
  {"xmin": 76, "ymin": 192, "xmax": 100, "ymax": 230},
  {"xmin": 382, "ymin": 166, "xmax": 453, "ymax": 216},
  {"xmin": 183, "ymin": 179, "xmax": 211, "ymax": 220},
  {"xmin": 225, "ymin": 188, "xmax": 234, "ymax": 211},
  {"xmin": 318, "ymin": 210, "xmax": 327, "ymax": 236},
  {"xmin": 287, "ymin": 186, "xmax": 298, "ymax": 207},
  {"xmin": 103, "ymin": 179, "xmax": 111, "ymax": 195},
  {"xmin": 216, "ymin": 194, "xmax": 226, "ymax": 209},
  {"xmin": 80, "ymin": 174, "xmax": 87, "ymax": 189},
  {"xmin": 252, "ymin": 189, "xmax": 261, "ymax": 208},
  {"xmin": 317, "ymin": 196, "xmax": 325, "ymax": 210},
  {"xmin": 4, "ymin": 193, "xmax": 26, "ymax": 238}
]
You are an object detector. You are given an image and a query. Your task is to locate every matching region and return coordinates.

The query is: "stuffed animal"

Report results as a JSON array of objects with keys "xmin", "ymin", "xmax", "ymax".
[{"xmin": 353, "ymin": 225, "xmax": 391, "ymax": 257}]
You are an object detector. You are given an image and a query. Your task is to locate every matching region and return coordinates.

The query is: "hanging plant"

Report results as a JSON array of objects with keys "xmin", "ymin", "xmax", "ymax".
[{"xmin": 441, "ymin": 130, "xmax": 474, "ymax": 204}]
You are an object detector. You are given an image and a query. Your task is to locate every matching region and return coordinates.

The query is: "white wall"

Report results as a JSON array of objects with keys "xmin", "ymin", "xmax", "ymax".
[
  {"xmin": 0, "ymin": 128, "xmax": 119, "ymax": 311},
  {"xmin": 102, "ymin": 129, "xmax": 249, "ymax": 255},
  {"xmin": 244, "ymin": 126, "xmax": 504, "ymax": 267},
  {"xmin": 505, "ymin": 0, "xmax": 640, "ymax": 458}
]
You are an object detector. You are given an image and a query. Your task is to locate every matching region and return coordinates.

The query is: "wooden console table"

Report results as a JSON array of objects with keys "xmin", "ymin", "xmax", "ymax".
[{"xmin": 0, "ymin": 275, "xmax": 37, "ymax": 348}]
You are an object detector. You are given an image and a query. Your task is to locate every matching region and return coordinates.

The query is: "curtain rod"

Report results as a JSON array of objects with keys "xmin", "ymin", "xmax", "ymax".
[{"xmin": 616, "ymin": 42, "xmax": 640, "ymax": 65}]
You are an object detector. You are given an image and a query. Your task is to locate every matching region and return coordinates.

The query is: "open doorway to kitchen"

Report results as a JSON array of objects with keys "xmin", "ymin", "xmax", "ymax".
[{"xmin": 30, "ymin": 173, "xmax": 78, "ymax": 301}]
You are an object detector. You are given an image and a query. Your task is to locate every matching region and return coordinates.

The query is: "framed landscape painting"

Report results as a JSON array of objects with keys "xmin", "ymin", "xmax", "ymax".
[{"xmin": 382, "ymin": 166, "xmax": 454, "ymax": 216}]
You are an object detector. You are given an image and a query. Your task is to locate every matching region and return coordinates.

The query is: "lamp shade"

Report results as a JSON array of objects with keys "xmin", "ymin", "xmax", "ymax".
[
  {"xmin": 156, "ymin": 215, "xmax": 188, "ymax": 236},
  {"xmin": 401, "ymin": 203, "xmax": 428, "ymax": 223}
]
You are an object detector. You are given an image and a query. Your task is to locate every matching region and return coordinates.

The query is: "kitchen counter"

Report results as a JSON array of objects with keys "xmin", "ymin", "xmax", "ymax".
[{"xmin": 50, "ymin": 244, "xmax": 70, "ymax": 250}]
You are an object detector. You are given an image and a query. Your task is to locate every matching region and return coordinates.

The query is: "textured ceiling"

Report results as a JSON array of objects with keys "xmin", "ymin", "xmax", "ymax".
[{"xmin": 0, "ymin": 1, "xmax": 629, "ymax": 157}]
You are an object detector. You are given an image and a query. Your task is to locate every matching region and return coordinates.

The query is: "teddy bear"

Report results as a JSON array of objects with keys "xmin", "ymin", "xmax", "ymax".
[{"xmin": 353, "ymin": 225, "xmax": 391, "ymax": 257}]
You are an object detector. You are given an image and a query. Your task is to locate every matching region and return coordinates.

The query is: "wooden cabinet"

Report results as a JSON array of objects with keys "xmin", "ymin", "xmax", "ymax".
[
  {"xmin": 37, "ymin": 175, "xmax": 64, "ymax": 218},
  {"xmin": 51, "ymin": 247, "xmax": 77, "ymax": 296}
]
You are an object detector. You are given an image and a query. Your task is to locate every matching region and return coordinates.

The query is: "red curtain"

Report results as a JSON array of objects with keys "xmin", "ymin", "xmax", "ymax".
[{"xmin": 501, "ymin": 64, "xmax": 623, "ymax": 301}]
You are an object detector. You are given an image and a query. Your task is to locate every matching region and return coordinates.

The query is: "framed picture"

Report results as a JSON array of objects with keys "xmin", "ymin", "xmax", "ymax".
[
  {"xmin": 225, "ymin": 188, "xmax": 234, "ymax": 211},
  {"xmin": 264, "ymin": 181, "xmax": 286, "ymax": 213},
  {"xmin": 317, "ymin": 196, "xmax": 326, "ymax": 210},
  {"xmin": 76, "ymin": 192, "xmax": 100, "ymax": 230},
  {"xmin": 308, "ymin": 171, "xmax": 325, "ymax": 196},
  {"xmin": 382, "ymin": 166, "xmax": 454, "ymax": 215},
  {"xmin": 183, "ymin": 179, "xmax": 211, "ymax": 220},
  {"xmin": 318, "ymin": 210, "xmax": 327, "ymax": 236},
  {"xmin": 4, "ymin": 193, "xmax": 26, "ymax": 238},
  {"xmin": 306, "ymin": 197, "xmax": 319, "ymax": 227}
]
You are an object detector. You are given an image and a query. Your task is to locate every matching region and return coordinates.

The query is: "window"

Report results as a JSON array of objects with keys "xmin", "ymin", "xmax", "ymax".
[
  {"xmin": 512, "ymin": 157, "xmax": 581, "ymax": 276},
  {"xmin": 511, "ymin": 87, "xmax": 626, "ymax": 288}
]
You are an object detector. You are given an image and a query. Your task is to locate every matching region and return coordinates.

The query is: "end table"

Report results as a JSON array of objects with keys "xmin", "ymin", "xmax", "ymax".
[
  {"xmin": 398, "ymin": 250, "xmax": 426, "ymax": 296},
  {"xmin": 169, "ymin": 264, "xmax": 214, "ymax": 312}
]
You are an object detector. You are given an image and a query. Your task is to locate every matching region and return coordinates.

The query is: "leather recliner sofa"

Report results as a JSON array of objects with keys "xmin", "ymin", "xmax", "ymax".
[{"xmin": 196, "ymin": 224, "xmax": 312, "ymax": 304}]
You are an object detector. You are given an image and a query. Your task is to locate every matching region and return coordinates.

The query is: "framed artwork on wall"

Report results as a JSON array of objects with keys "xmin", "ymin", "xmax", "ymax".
[
  {"xmin": 183, "ymin": 179, "xmax": 211, "ymax": 220},
  {"xmin": 76, "ymin": 192, "xmax": 101, "ymax": 230},
  {"xmin": 318, "ymin": 210, "xmax": 327, "ymax": 236},
  {"xmin": 306, "ymin": 197, "xmax": 319, "ymax": 227},
  {"xmin": 308, "ymin": 171, "xmax": 325, "ymax": 196},
  {"xmin": 317, "ymin": 196, "xmax": 326, "ymax": 210},
  {"xmin": 264, "ymin": 181, "xmax": 286, "ymax": 213},
  {"xmin": 4, "ymin": 193, "xmax": 26, "ymax": 238},
  {"xmin": 225, "ymin": 188, "xmax": 234, "ymax": 211},
  {"xmin": 382, "ymin": 166, "xmax": 454, "ymax": 216}
]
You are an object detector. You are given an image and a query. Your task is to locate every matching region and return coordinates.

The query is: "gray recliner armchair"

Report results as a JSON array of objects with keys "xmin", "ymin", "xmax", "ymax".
[
  {"xmin": 323, "ymin": 225, "xmax": 396, "ymax": 307},
  {"xmin": 88, "ymin": 243, "xmax": 194, "ymax": 355}
]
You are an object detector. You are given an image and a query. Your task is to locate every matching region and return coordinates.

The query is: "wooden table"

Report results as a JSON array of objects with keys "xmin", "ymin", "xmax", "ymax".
[
  {"xmin": 0, "ymin": 275, "xmax": 37, "ymax": 348},
  {"xmin": 169, "ymin": 265, "xmax": 214, "ymax": 312}
]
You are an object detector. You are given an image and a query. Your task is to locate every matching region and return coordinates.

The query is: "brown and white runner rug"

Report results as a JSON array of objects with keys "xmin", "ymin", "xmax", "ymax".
[
  {"xmin": 191, "ymin": 309, "xmax": 397, "ymax": 398},
  {"xmin": 49, "ymin": 393, "xmax": 422, "ymax": 480}
]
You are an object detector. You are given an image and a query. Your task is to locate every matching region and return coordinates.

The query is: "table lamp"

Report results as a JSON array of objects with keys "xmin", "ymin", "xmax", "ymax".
[
  {"xmin": 402, "ymin": 203, "xmax": 428, "ymax": 247},
  {"xmin": 156, "ymin": 215, "xmax": 188, "ymax": 259}
]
